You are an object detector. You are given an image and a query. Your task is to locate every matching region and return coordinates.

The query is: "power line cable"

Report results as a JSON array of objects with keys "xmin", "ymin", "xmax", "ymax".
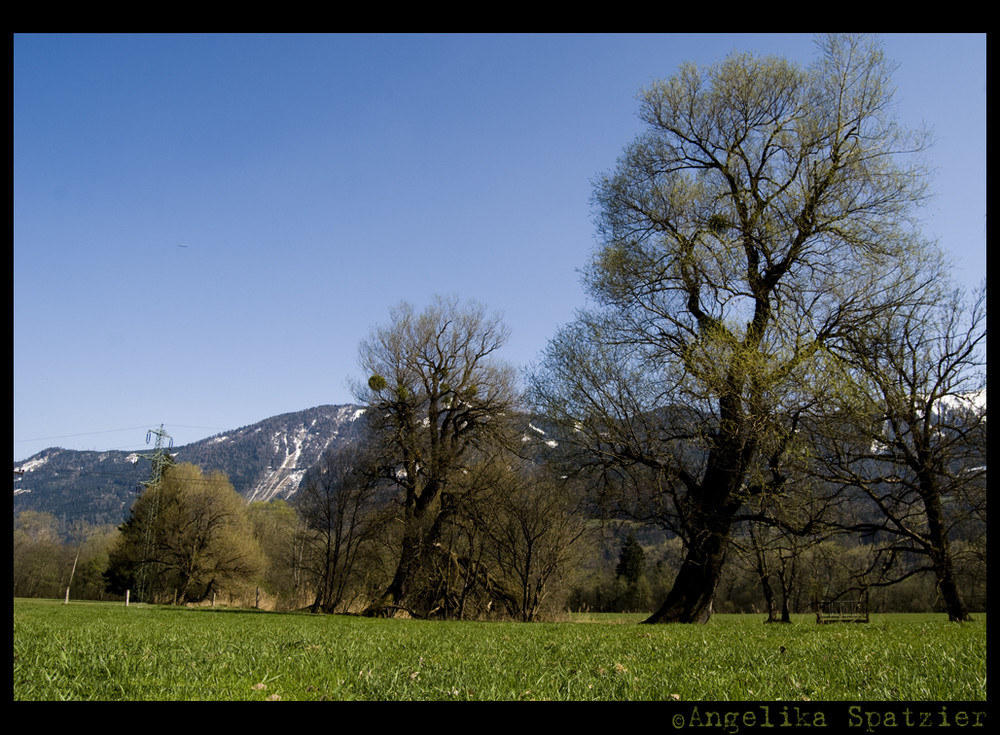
[
  {"xmin": 15, "ymin": 423, "xmax": 231, "ymax": 444},
  {"xmin": 14, "ymin": 426, "xmax": 155, "ymax": 444}
]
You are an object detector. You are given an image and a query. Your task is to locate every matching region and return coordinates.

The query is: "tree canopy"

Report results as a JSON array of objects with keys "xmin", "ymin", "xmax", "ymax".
[
  {"xmin": 104, "ymin": 463, "xmax": 263, "ymax": 604},
  {"xmin": 532, "ymin": 34, "xmax": 945, "ymax": 623}
]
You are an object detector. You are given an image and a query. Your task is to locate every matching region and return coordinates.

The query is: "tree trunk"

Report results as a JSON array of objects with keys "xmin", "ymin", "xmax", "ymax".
[
  {"xmin": 364, "ymin": 524, "xmax": 430, "ymax": 616},
  {"xmin": 777, "ymin": 555, "xmax": 795, "ymax": 623},
  {"xmin": 750, "ymin": 530, "xmax": 780, "ymax": 623},
  {"xmin": 644, "ymin": 425, "xmax": 749, "ymax": 624},
  {"xmin": 367, "ymin": 480, "xmax": 463, "ymax": 618},
  {"xmin": 927, "ymin": 539, "xmax": 970, "ymax": 622},
  {"xmin": 644, "ymin": 507, "xmax": 735, "ymax": 624},
  {"xmin": 369, "ymin": 545, "xmax": 414, "ymax": 615},
  {"xmin": 778, "ymin": 585, "xmax": 792, "ymax": 624},
  {"xmin": 921, "ymin": 475, "xmax": 971, "ymax": 622},
  {"xmin": 935, "ymin": 566, "xmax": 970, "ymax": 623},
  {"xmin": 759, "ymin": 571, "xmax": 780, "ymax": 623}
]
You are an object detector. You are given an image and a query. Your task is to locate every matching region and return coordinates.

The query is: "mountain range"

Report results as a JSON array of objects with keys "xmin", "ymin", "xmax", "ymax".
[{"xmin": 13, "ymin": 405, "xmax": 369, "ymax": 526}]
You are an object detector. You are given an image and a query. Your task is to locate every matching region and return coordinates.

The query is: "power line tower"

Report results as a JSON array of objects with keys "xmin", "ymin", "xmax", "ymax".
[
  {"xmin": 138, "ymin": 425, "xmax": 173, "ymax": 491},
  {"xmin": 134, "ymin": 425, "xmax": 173, "ymax": 603}
]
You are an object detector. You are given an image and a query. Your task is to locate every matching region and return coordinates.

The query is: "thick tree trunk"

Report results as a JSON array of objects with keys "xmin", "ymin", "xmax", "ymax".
[
  {"xmin": 936, "ymin": 568, "xmax": 970, "ymax": 623},
  {"xmin": 364, "ymin": 532, "xmax": 424, "ymax": 616},
  {"xmin": 365, "ymin": 504, "xmax": 445, "ymax": 617},
  {"xmin": 363, "ymin": 478, "xmax": 442, "ymax": 617},
  {"xmin": 644, "ymin": 507, "xmax": 735, "ymax": 624},
  {"xmin": 645, "ymin": 426, "xmax": 749, "ymax": 624},
  {"xmin": 928, "ymin": 541, "xmax": 970, "ymax": 622},
  {"xmin": 644, "ymin": 541, "xmax": 724, "ymax": 623}
]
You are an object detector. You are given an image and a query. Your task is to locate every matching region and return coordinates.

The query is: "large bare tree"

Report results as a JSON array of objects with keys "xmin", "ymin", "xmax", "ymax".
[
  {"xmin": 532, "ymin": 35, "xmax": 942, "ymax": 623},
  {"xmin": 355, "ymin": 295, "xmax": 520, "ymax": 617}
]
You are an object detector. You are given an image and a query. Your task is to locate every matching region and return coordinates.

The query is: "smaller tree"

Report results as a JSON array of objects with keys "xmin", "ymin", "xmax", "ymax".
[
  {"xmin": 105, "ymin": 463, "xmax": 264, "ymax": 604},
  {"xmin": 613, "ymin": 533, "xmax": 651, "ymax": 612},
  {"xmin": 616, "ymin": 534, "xmax": 647, "ymax": 584},
  {"xmin": 471, "ymin": 459, "xmax": 591, "ymax": 621},
  {"xmin": 817, "ymin": 286, "xmax": 986, "ymax": 621},
  {"xmin": 294, "ymin": 442, "xmax": 387, "ymax": 613}
]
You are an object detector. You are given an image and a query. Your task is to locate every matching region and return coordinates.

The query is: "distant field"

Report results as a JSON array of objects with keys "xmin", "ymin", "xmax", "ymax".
[{"xmin": 13, "ymin": 599, "xmax": 986, "ymax": 703}]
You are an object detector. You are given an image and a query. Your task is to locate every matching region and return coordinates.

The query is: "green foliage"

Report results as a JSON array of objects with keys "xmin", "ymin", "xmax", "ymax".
[
  {"xmin": 247, "ymin": 500, "xmax": 303, "ymax": 606},
  {"xmin": 13, "ymin": 600, "xmax": 986, "ymax": 701},
  {"xmin": 615, "ymin": 534, "xmax": 647, "ymax": 585},
  {"xmin": 13, "ymin": 511, "xmax": 66, "ymax": 599},
  {"xmin": 104, "ymin": 463, "xmax": 264, "ymax": 604},
  {"xmin": 610, "ymin": 535, "xmax": 651, "ymax": 612},
  {"xmin": 13, "ymin": 512, "xmax": 120, "ymax": 601},
  {"xmin": 706, "ymin": 213, "xmax": 729, "ymax": 235}
]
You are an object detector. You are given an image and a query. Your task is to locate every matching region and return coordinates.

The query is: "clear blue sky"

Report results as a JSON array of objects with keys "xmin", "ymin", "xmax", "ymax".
[{"xmin": 13, "ymin": 33, "xmax": 986, "ymax": 460}]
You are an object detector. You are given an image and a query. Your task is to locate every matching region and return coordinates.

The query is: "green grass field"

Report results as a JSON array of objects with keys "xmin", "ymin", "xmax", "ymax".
[{"xmin": 13, "ymin": 598, "xmax": 985, "ymax": 702}]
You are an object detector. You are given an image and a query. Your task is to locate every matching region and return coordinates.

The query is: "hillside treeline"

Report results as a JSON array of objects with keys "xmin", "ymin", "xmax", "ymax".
[{"xmin": 12, "ymin": 405, "xmax": 369, "ymax": 525}]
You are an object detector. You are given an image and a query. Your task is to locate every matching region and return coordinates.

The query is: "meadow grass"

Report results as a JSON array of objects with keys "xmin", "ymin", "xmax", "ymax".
[{"xmin": 13, "ymin": 599, "xmax": 985, "ymax": 702}]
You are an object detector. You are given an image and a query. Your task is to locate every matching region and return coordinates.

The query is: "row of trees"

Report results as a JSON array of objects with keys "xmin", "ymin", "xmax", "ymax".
[
  {"xmin": 14, "ymin": 511, "xmax": 120, "ymax": 601},
  {"xmin": 88, "ymin": 448, "xmax": 590, "ymax": 619},
  {"xmin": 17, "ymin": 481, "xmax": 983, "ymax": 620},
  {"xmin": 16, "ymin": 35, "xmax": 984, "ymax": 623},
  {"xmin": 573, "ymin": 529, "xmax": 985, "ymax": 617}
]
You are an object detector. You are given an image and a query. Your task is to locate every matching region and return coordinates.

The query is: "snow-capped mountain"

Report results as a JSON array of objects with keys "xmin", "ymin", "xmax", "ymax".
[{"xmin": 13, "ymin": 405, "xmax": 368, "ymax": 525}]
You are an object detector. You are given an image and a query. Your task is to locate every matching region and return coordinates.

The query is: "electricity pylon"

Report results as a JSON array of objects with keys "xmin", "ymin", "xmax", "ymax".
[
  {"xmin": 134, "ymin": 425, "xmax": 173, "ymax": 603},
  {"xmin": 138, "ymin": 425, "xmax": 173, "ymax": 490}
]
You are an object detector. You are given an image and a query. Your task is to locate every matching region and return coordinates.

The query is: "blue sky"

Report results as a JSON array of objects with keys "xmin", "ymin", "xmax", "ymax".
[{"xmin": 13, "ymin": 33, "xmax": 986, "ymax": 460}]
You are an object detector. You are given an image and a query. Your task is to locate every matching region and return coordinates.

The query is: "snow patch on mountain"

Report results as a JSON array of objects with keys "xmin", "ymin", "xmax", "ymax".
[
  {"xmin": 240, "ymin": 406, "xmax": 367, "ymax": 503},
  {"xmin": 15, "ymin": 455, "xmax": 50, "ymax": 473}
]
